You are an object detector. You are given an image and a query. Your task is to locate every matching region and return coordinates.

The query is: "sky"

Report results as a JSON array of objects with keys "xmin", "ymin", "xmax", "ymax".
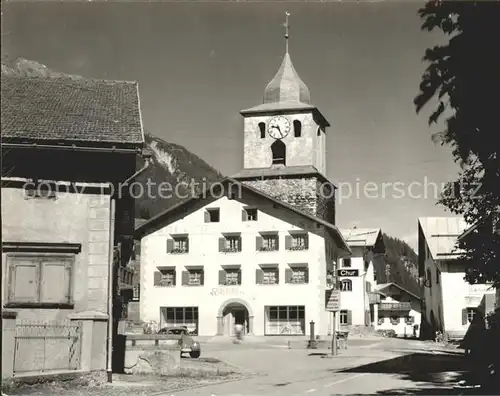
[{"xmin": 2, "ymin": 1, "xmax": 462, "ymax": 251}]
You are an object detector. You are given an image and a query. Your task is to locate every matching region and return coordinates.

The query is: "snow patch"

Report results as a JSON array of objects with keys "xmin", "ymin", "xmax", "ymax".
[{"xmin": 149, "ymin": 141, "xmax": 178, "ymax": 175}]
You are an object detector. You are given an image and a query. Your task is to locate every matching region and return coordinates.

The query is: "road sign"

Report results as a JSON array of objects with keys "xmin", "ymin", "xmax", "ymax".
[{"xmin": 326, "ymin": 289, "xmax": 341, "ymax": 312}]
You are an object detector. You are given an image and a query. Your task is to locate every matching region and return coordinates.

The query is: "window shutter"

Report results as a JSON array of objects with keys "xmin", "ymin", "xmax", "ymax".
[
  {"xmin": 238, "ymin": 236, "xmax": 242, "ymax": 251},
  {"xmin": 285, "ymin": 235, "xmax": 292, "ymax": 249},
  {"xmin": 242, "ymin": 210, "xmax": 246, "ymax": 221},
  {"xmin": 218, "ymin": 237, "xmax": 226, "ymax": 252},
  {"xmin": 347, "ymin": 310, "xmax": 352, "ymax": 325},
  {"xmin": 238, "ymin": 270, "xmax": 242, "ymax": 285},
  {"xmin": 256, "ymin": 269, "xmax": 263, "ymax": 284},
  {"xmin": 166, "ymin": 239, "xmax": 174, "ymax": 253},
  {"xmin": 200, "ymin": 271, "xmax": 204, "ymax": 286},
  {"xmin": 462, "ymin": 308, "xmax": 468, "ymax": 325},
  {"xmin": 154, "ymin": 271, "xmax": 162, "ymax": 286},
  {"xmin": 172, "ymin": 271, "xmax": 177, "ymax": 286},
  {"xmin": 275, "ymin": 236, "xmax": 280, "ymax": 250},
  {"xmin": 218, "ymin": 270, "xmax": 226, "ymax": 285},
  {"xmin": 204, "ymin": 211, "xmax": 210, "ymax": 223},
  {"xmin": 185, "ymin": 238, "xmax": 189, "ymax": 253},
  {"xmin": 182, "ymin": 271, "xmax": 189, "ymax": 286},
  {"xmin": 256, "ymin": 236, "xmax": 263, "ymax": 251},
  {"xmin": 304, "ymin": 234, "xmax": 309, "ymax": 248},
  {"xmin": 304, "ymin": 268, "xmax": 309, "ymax": 283},
  {"xmin": 275, "ymin": 268, "xmax": 280, "ymax": 284},
  {"xmin": 285, "ymin": 268, "xmax": 292, "ymax": 283}
]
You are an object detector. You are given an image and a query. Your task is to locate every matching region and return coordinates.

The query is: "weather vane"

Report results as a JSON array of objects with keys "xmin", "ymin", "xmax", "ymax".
[{"xmin": 284, "ymin": 11, "xmax": 290, "ymax": 53}]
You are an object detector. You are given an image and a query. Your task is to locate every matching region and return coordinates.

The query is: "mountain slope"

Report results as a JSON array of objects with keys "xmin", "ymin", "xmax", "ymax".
[
  {"xmin": 380, "ymin": 233, "xmax": 420, "ymax": 296},
  {"xmin": 136, "ymin": 133, "xmax": 223, "ymax": 219},
  {"xmin": 1, "ymin": 57, "xmax": 223, "ymax": 218}
]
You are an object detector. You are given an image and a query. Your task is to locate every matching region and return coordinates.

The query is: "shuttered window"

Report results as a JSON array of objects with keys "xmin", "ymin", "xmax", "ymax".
[
  {"xmin": 7, "ymin": 255, "xmax": 73, "ymax": 306},
  {"xmin": 339, "ymin": 310, "xmax": 352, "ymax": 325}
]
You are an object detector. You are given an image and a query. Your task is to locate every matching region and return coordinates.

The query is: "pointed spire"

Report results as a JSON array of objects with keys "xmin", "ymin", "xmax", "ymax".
[
  {"xmin": 284, "ymin": 11, "xmax": 290, "ymax": 54},
  {"xmin": 262, "ymin": 13, "xmax": 311, "ymax": 105}
]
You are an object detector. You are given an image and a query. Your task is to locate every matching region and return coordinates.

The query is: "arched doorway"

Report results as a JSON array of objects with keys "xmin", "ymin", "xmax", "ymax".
[{"xmin": 217, "ymin": 299, "xmax": 252, "ymax": 336}]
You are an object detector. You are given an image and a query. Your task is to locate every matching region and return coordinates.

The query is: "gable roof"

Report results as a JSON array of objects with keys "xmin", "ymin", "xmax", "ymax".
[
  {"xmin": 1, "ymin": 76, "xmax": 145, "ymax": 146},
  {"xmin": 135, "ymin": 177, "xmax": 351, "ymax": 254},
  {"xmin": 375, "ymin": 282, "xmax": 421, "ymax": 301},
  {"xmin": 418, "ymin": 217, "xmax": 468, "ymax": 260},
  {"xmin": 339, "ymin": 228, "xmax": 382, "ymax": 247}
]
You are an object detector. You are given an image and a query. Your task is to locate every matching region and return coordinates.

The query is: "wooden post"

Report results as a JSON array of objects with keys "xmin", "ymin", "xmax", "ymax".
[{"xmin": 331, "ymin": 311, "xmax": 338, "ymax": 356}]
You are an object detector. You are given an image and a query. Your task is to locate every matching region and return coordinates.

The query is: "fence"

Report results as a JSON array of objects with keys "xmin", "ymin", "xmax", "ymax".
[{"xmin": 13, "ymin": 321, "xmax": 82, "ymax": 375}]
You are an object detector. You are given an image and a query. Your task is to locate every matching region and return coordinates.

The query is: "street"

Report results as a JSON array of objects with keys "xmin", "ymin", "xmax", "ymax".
[{"xmin": 168, "ymin": 337, "xmax": 467, "ymax": 395}]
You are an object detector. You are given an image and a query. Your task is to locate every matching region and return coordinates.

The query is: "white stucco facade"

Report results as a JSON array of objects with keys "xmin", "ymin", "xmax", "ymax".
[
  {"xmin": 418, "ymin": 217, "xmax": 492, "ymax": 340},
  {"xmin": 139, "ymin": 186, "xmax": 348, "ymax": 337}
]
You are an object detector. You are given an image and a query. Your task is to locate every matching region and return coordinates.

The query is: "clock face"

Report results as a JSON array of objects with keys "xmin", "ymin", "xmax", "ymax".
[{"xmin": 267, "ymin": 116, "xmax": 291, "ymax": 139}]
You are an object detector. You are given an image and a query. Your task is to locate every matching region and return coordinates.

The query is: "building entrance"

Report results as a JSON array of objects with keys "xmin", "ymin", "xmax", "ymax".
[{"xmin": 222, "ymin": 303, "xmax": 249, "ymax": 336}]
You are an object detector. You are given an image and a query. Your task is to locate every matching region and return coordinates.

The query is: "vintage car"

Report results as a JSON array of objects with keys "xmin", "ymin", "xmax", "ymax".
[{"xmin": 157, "ymin": 326, "xmax": 201, "ymax": 358}]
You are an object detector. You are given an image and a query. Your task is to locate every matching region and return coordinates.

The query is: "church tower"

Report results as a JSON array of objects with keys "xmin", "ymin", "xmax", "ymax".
[{"xmin": 233, "ymin": 13, "xmax": 336, "ymax": 225}]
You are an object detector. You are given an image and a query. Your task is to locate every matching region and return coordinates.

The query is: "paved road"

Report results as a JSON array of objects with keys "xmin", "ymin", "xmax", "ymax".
[{"xmin": 165, "ymin": 337, "xmax": 466, "ymax": 395}]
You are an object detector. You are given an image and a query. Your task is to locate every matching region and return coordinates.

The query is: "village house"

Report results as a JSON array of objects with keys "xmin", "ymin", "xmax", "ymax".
[
  {"xmin": 373, "ymin": 283, "xmax": 421, "ymax": 338},
  {"xmin": 336, "ymin": 228, "xmax": 385, "ymax": 328},
  {"xmin": 336, "ymin": 228, "xmax": 421, "ymax": 337},
  {"xmin": 417, "ymin": 217, "xmax": 493, "ymax": 341},
  {"xmin": 1, "ymin": 75, "xmax": 148, "ymax": 378},
  {"xmin": 136, "ymin": 30, "xmax": 352, "ymax": 338}
]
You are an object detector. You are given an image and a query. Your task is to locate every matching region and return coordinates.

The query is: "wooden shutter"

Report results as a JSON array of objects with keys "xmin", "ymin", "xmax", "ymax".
[
  {"xmin": 204, "ymin": 211, "xmax": 210, "ymax": 223},
  {"xmin": 185, "ymin": 238, "xmax": 189, "ymax": 253},
  {"xmin": 275, "ymin": 236, "xmax": 280, "ymax": 250},
  {"xmin": 218, "ymin": 237, "xmax": 226, "ymax": 252},
  {"xmin": 172, "ymin": 270, "xmax": 177, "ymax": 286},
  {"xmin": 285, "ymin": 268, "xmax": 292, "ymax": 283},
  {"xmin": 200, "ymin": 271, "xmax": 205, "ymax": 286},
  {"xmin": 238, "ymin": 236, "xmax": 242, "ymax": 251},
  {"xmin": 237, "ymin": 270, "xmax": 242, "ymax": 285},
  {"xmin": 275, "ymin": 268, "xmax": 280, "ymax": 284},
  {"xmin": 10, "ymin": 258, "xmax": 40, "ymax": 303},
  {"xmin": 304, "ymin": 268, "xmax": 309, "ymax": 283},
  {"xmin": 347, "ymin": 310, "xmax": 352, "ymax": 325},
  {"xmin": 181, "ymin": 271, "xmax": 189, "ymax": 286},
  {"xmin": 256, "ymin": 269, "xmax": 264, "ymax": 284},
  {"xmin": 304, "ymin": 234, "xmax": 309, "ymax": 248},
  {"xmin": 462, "ymin": 308, "xmax": 468, "ymax": 325},
  {"xmin": 242, "ymin": 210, "xmax": 247, "ymax": 221},
  {"xmin": 285, "ymin": 235, "xmax": 292, "ymax": 250},
  {"xmin": 154, "ymin": 271, "xmax": 162, "ymax": 286},
  {"xmin": 166, "ymin": 239, "xmax": 174, "ymax": 253},
  {"xmin": 256, "ymin": 236, "xmax": 263, "ymax": 251},
  {"xmin": 40, "ymin": 259, "xmax": 71, "ymax": 303},
  {"xmin": 218, "ymin": 270, "xmax": 226, "ymax": 285}
]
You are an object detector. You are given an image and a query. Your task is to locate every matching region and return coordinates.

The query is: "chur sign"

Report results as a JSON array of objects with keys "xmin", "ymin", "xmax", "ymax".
[{"xmin": 337, "ymin": 269, "xmax": 359, "ymax": 277}]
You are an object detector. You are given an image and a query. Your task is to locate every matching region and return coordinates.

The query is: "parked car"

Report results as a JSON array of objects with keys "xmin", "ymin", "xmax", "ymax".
[{"xmin": 157, "ymin": 326, "xmax": 201, "ymax": 358}]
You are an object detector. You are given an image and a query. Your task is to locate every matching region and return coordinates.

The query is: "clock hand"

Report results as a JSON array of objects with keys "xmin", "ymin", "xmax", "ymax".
[{"xmin": 276, "ymin": 125, "xmax": 283, "ymax": 138}]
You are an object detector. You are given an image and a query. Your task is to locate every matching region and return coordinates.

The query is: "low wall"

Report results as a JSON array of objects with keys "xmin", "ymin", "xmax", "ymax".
[{"xmin": 122, "ymin": 334, "xmax": 181, "ymax": 375}]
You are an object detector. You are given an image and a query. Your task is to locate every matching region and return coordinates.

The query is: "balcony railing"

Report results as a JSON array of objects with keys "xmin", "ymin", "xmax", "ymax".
[{"xmin": 379, "ymin": 302, "xmax": 411, "ymax": 311}]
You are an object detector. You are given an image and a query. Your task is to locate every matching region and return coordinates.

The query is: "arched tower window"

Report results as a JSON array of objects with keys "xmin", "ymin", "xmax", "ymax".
[
  {"xmin": 293, "ymin": 120, "xmax": 302, "ymax": 137},
  {"xmin": 271, "ymin": 140, "xmax": 286, "ymax": 166},
  {"xmin": 258, "ymin": 122, "xmax": 266, "ymax": 139},
  {"xmin": 340, "ymin": 279, "xmax": 352, "ymax": 292}
]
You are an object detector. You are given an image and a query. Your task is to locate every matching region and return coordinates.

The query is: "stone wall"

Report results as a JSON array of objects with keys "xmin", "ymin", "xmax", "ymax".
[
  {"xmin": 122, "ymin": 335, "xmax": 181, "ymax": 375},
  {"xmin": 241, "ymin": 176, "xmax": 335, "ymax": 225}
]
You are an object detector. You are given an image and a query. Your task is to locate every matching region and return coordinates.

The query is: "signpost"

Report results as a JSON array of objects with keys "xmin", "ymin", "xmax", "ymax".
[{"xmin": 326, "ymin": 289, "xmax": 341, "ymax": 356}]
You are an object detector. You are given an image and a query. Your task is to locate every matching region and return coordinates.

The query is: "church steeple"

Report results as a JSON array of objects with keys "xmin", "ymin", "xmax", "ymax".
[{"xmin": 262, "ymin": 12, "xmax": 312, "ymax": 105}]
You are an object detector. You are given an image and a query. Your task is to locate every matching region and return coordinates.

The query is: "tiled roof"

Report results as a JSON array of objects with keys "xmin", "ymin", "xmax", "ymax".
[
  {"xmin": 374, "ymin": 282, "xmax": 421, "ymax": 301},
  {"xmin": 1, "ymin": 76, "xmax": 144, "ymax": 145},
  {"xmin": 418, "ymin": 217, "xmax": 468, "ymax": 260},
  {"xmin": 339, "ymin": 228, "xmax": 382, "ymax": 247}
]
